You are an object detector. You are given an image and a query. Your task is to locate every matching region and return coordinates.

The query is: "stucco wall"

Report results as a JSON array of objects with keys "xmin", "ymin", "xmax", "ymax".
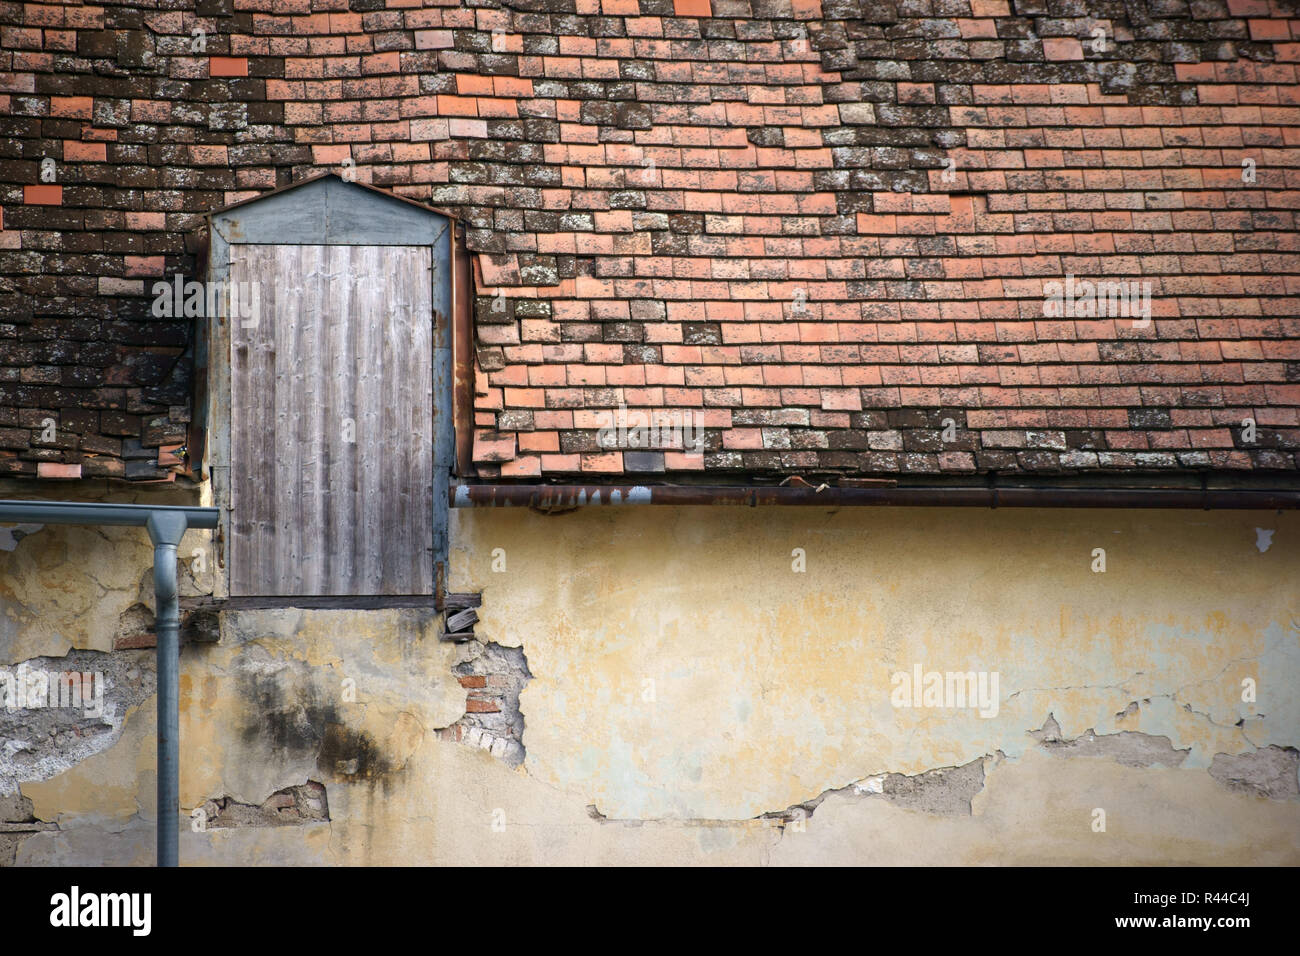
[{"xmin": 2, "ymin": 486, "xmax": 1297, "ymax": 865}]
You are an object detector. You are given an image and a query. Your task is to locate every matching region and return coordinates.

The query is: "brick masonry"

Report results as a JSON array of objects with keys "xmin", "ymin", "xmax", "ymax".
[
  {"xmin": 436, "ymin": 639, "xmax": 531, "ymax": 766},
  {"xmin": 1, "ymin": 0, "xmax": 1298, "ymax": 480}
]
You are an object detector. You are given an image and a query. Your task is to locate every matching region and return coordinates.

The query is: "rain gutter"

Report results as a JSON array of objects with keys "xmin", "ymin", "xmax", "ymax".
[{"xmin": 450, "ymin": 483, "xmax": 1299, "ymax": 510}]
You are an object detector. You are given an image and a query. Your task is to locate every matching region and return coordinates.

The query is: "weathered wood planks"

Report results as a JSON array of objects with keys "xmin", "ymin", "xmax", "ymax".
[{"xmin": 229, "ymin": 243, "xmax": 434, "ymax": 595}]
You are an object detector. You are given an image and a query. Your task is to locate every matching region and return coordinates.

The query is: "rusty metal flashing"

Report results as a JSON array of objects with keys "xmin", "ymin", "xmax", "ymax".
[
  {"xmin": 450, "ymin": 482, "xmax": 1300, "ymax": 510},
  {"xmin": 452, "ymin": 221, "xmax": 475, "ymax": 476}
]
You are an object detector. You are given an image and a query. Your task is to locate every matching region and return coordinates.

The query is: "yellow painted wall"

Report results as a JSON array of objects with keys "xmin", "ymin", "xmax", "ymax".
[{"xmin": 3, "ymin": 488, "xmax": 1297, "ymax": 864}]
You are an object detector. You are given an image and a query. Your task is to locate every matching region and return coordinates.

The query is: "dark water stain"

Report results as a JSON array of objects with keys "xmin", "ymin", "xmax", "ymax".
[
  {"xmin": 317, "ymin": 722, "xmax": 393, "ymax": 781},
  {"xmin": 235, "ymin": 665, "xmax": 393, "ymax": 785}
]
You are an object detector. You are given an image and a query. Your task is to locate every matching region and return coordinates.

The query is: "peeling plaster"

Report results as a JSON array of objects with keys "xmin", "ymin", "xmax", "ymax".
[
  {"xmin": 182, "ymin": 607, "xmax": 464, "ymax": 807},
  {"xmin": 0, "ymin": 482, "xmax": 214, "ymax": 660},
  {"xmin": 3, "ymin": 502, "xmax": 1298, "ymax": 864},
  {"xmin": 197, "ymin": 780, "xmax": 329, "ymax": 828},
  {"xmin": 0, "ymin": 524, "xmax": 43, "ymax": 553},
  {"xmin": 0, "ymin": 649, "xmax": 154, "ymax": 795},
  {"xmin": 1031, "ymin": 713, "xmax": 1190, "ymax": 768},
  {"xmin": 1208, "ymin": 746, "xmax": 1300, "ymax": 801},
  {"xmin": 437, "ymin": 640, "xmax": 531, "ymax": 767},
  {"xmin": 453, "ymin": 506, "xmax": 1299, "ymax": 820},
  {"xmin": 763, "ymin": 756, "xmax": 990, "ymax": 833}
]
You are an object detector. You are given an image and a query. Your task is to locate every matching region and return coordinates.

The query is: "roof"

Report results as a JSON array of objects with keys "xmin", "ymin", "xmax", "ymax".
[{"xmin": 0, "ymin": 0, "xmax": 1296, "ymax": 483}]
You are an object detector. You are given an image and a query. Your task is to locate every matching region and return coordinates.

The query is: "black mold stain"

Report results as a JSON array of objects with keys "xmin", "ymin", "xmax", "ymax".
[
  {"xmin": 317, "ymin": 723, "xmax": 392, "ymax": 781},
  {"xmin": 236, "ymin": 667, "xmax": 331, "ymax": 758},
  {"xmin": 235, "ymin": 666, "xmax": 392, "ymax": 784}
]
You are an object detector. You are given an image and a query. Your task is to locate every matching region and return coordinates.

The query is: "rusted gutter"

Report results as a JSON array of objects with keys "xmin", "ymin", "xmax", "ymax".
[
  {"xmin": 451, "ymin": 483, "xmax": 1299, "ymax": 510},
  {"xmin": 451, "ymin": 222, "xmax": 475, "ymax": 475}
]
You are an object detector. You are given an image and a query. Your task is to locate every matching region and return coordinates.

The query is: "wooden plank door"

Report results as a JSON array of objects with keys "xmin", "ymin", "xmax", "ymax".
[{"xmin": 227, "ymin": 243, "xmax": 434, "ymax": 596}]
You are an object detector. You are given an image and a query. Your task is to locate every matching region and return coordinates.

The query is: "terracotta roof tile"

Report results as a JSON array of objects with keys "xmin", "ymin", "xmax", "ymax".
[{"xmin": 1, "ymin": 0, "xmax": 1298, "ymax": 480}]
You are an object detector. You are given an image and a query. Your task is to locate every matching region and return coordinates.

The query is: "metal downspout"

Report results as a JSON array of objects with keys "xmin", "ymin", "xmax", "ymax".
[
  {"xmin": 146, "ymin": 511, "xmax": 187, "ymax": 868},
  {"xmin": 0, "ymin": 500, "xmax": 219, "ymax": 867}
]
